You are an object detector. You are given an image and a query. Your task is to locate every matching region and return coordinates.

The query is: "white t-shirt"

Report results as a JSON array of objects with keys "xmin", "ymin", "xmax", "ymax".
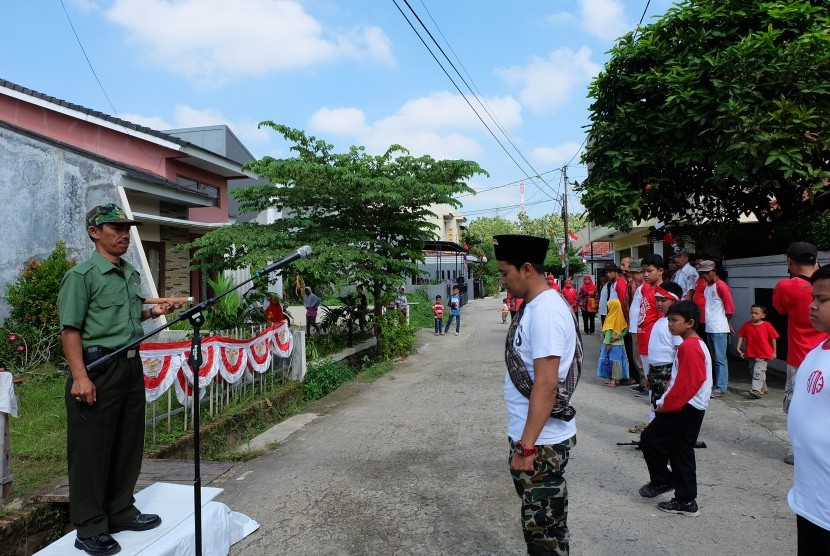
[
  {"xmin": 648, "ymin": 317, "xmax": 683, "ymax": 366},
  {"xmin": 598, "ymin": 281, "xmax": 610, "ymax": 317},
  {"xmin": 672, "ymin": 263, "xmax": 698, "ymax": 298},
  {"xmin": 704, "ymin": 282, "xmax": 731, "ymax": 333},
  {"xmin": 504, "ymin": 289, "xmax": 577, "ymax": 445},
  {"xmin": 629, "ymin": 284, "xmax": 644, "ymax": 333},
  {"xmin": 788, "ymin": 340, "xmax": 830, "ymax": 531}
]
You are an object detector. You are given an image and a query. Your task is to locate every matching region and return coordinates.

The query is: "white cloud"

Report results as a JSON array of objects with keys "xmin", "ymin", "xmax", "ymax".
[
  {"xmin": 104, "ymin": 0, "xmax": 394, "ymax": 86},
  {"xmin": 530, "ymin": 142, "xmax": 584, "ymax": 166},
  {"xmin": 497, "ymin": 47, "xmax": 601, "ymax": 113},
  {"xmin": 578, "ymin": 0, "xmax": 629, "ymax": 41},
  {"xmin": 545, "ymin": 11, "xmax": 576, "ymax": 25},
  {"xmin": 119, "ymin": 105, "xmax": 270, "ymax": 146},
  {"xmin": 309, "ymin": 92, "xmax": 522, "ymax": 160}
]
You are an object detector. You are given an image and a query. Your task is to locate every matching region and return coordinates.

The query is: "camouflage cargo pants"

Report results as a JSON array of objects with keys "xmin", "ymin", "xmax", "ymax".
[{"xmin": 509, "ymin": 436, "xmax": 576, "ymax": 556}]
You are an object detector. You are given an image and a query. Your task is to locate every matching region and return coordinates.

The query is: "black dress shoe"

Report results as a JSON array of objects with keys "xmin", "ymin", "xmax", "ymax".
[
  {"xmin": 74, "ymin": 533, "xmax": 121, "ymax": 555},
  {"xmin": 109, "ymin": 513, "xmax": 162, "ymax": 533}
]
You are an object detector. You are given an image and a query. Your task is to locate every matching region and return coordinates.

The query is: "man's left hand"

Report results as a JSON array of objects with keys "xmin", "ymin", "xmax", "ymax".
[{"xmin": 510, "ymin": 452, "xmax": 536, "ymax": 473}]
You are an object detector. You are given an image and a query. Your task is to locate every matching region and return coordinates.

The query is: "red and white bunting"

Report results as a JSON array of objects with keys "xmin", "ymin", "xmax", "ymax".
[{"xmin": 140, "ymin": 321, "xmax": 292, "ymax": 400}]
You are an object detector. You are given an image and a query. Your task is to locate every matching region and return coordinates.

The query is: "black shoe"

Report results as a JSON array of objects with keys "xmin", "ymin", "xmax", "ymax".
[
  {"xmin": 630, "ymin": 384, "xmax": 646, "ymax": 393},
  {"xmin": 657, "ymin": 498, "xmax": 700, "ymax": 516},
  {"xmin": 74, "ymin": 534, "xmax": 121, "ymax": 555},
  {"xmin": 639, "ymin": 483, "xmax": 674, "ymax": 498},
  {"xmin": 109, "ymin": 513, "xmax": 162, "ymax": 533}
]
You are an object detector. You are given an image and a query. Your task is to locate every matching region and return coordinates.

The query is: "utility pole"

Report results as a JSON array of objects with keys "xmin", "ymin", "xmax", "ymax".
[{"xmin": 563, "ymin": 166, "xmax": 570, "ymax": 279}]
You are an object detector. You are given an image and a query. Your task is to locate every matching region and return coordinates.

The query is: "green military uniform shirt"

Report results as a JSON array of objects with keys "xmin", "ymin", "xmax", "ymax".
[{"xmin": 58, "ymin": 251, "xmax": 146, "ymax": 350}]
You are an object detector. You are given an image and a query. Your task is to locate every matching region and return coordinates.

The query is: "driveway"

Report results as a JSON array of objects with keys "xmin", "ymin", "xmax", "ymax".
[{"xmin": 215, "ymin": 296, "xmax": 796, "ymax": 555}]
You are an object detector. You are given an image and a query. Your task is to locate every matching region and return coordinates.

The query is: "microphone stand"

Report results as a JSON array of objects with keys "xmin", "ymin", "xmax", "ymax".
[{"xmin": 86, "ymin": 248, "xmax": 310, "ymax": 555}]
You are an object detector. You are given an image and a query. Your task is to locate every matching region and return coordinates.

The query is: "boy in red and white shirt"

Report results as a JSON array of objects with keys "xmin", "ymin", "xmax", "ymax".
[
  {"xmin": 432, "ymin": 295, "xmax": 445, "ymax": 336},
  {"xmin": 788, "ymin": 263, "xmax": 830, "ymax": 551},
  {"xmin": 736, "ymin": 304, "xmax": 779, "ymax": 399},
  {"xmin": 638, "ymin": 300, "xmax": 712, "ymax": 517}
]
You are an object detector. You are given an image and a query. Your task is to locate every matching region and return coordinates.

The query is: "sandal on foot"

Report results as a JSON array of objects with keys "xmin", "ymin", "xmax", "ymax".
[{"xmin": 749, "ymin": 390, "xmax": 762, "ymax": 399}]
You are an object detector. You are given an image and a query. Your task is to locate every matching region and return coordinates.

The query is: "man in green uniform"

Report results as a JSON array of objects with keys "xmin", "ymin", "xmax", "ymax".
[{"xmin": 58, "ymin": 204, "xmax": 180, "ymax": 555}]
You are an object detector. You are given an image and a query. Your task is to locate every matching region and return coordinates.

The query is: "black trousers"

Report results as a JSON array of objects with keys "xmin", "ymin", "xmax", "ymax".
[
  {"xmin": 797, "ymin": 515, "xmax": 830, "ymax": 555},
  {"xmin": 66, "ymin": 356, "xmax": 146, "ymax": 537},
  {"xmin": 640, "ymin": 404, "xmax": 705, "ymax": 503},
  {"xmin": 580, "ymin": 310, "xmax": 595, "ymax": 334},
  {"xmin": 623, "ymin": 332, "xmax": 641, "ymax": 383}
]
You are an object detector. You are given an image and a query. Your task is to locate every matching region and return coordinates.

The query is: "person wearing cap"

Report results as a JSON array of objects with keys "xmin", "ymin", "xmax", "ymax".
[
  {"xmin": 58, "ymin": 204, "xmax": 181, "ymax": 555},
  {"xmin": 698, "ymin": 260, "xmax": 734, "ymax": 398},
  {"xmin": 671, "ymin": 249, "xmax": 698, "ymax": 301},
  {"xmin": 773, "ymin": 241, "xmax": 828, "ymax": 464},
  {"xmin": 494, "ymin": 234, "xmax": 581, "ymax": 555}
]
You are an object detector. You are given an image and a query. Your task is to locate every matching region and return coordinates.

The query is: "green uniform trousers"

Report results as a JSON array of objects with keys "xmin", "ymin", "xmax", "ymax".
[
  {"xmin": 510, "ymin": 435, "xmax": 576, "ymax": 556},
  {"xmin": 65, "ymin": 356, "xmax": 145, "ymax": 537}
]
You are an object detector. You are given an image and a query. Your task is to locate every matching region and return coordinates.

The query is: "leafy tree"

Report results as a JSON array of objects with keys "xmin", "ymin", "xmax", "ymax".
[
  {"xmin": 580, "ymin": 0, "xmax": 830, "ymax": 231},
  {"xmin": 187, "ymin": 123, "xmax": 487, "ymax": 352}
]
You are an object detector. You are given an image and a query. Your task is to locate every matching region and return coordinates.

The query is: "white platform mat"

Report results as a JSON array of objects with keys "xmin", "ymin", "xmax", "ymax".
[{"xmin": 36, "ymin": 482, "xmax": 259, "ymax": 555}]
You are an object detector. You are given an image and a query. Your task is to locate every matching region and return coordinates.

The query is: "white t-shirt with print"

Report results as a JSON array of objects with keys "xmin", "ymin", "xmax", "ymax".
[
  {"xmin": 788, "ymin": 341, "xmax": 830, "ymax": 531},
  {"xmin": 504, "ymin": 289, "xmax": 577, "ymax": 445},
  {"xmin": 629, "ymin": 284, "xmax": 644, "ymax": 333}
]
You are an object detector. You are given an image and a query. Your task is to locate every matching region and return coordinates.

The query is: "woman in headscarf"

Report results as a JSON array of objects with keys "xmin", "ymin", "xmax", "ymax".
[
  {"xmin": 577, "ymin": 275, "xmax": 598, "ymax": 335},
  {"xmin": 562, "ymin": 278, "xmax": 578, "ymax": 314},
  {"xmin": 303, "ymin": 286, "xmax": 322, "ymax": 336},
  {"xmin": 597, "ymin": 298, "xmax": 629, "ymax": 387}
]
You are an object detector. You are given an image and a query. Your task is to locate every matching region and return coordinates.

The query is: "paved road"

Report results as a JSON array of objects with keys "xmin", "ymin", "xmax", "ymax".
[{"xmin": 216, "ymin": 296, "xmax": 796, "ymax": 555}]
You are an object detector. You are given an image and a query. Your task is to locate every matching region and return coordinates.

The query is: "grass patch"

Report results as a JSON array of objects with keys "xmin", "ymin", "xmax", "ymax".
[
  {"xmin": 354, "ymin": 360, "xmax": 394, "ymax": 383},
  {"xmin": 8, "ymin": 372, "xmax": 68, "ymax": 501}
]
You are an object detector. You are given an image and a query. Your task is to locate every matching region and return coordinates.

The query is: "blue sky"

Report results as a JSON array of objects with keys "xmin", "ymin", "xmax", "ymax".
[{"xmin": 1, "ymin": 0, "xmax": 673, "ymax": 221}]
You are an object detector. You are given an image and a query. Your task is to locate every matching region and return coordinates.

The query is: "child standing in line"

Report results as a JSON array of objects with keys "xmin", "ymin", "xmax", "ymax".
[
  {"xmin": 501, "ymin": 298, "xmax": 510, "ymax": 324},
  {"xmin": 598, "ymin": 299, "xmax": 629, "ymax": 387},
  {"xmin": 788, "ymin": 264, "xmax": 830, "ymax": 552},
  {"xmin": 638, "ymin": 300, "xmax": 712, "ymax": 517},
  {"xmin": 736, "ymin": 304, "xmax": 779, "ymax": 399},
  {"xmin": 433, "ymin": 295, "xmax": 445, "ymax": 336},
  {"xmin": 444, "ymin": 286, "xmax": 462, "ymax": 335}
]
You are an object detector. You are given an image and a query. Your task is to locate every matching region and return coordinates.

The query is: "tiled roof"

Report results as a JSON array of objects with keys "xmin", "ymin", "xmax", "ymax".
[
  {"xmin": 0, "ymin": 77, "xmax": 191, "ymax": 148},
  {"xmin": 582, "ymin": 241, "xmax": 613, "ymax": 256}
]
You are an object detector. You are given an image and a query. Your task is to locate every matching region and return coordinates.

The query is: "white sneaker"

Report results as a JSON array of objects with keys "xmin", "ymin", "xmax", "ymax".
[{"xmin": 454, "ymin": 332, "xmax": 459, "ymax": 336}]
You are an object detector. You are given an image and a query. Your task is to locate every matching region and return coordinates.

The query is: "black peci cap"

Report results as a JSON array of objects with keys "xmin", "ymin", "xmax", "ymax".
[
  {"xmin": 492, "ymin": 235, "xmax": 549, "ymax": 265},
  {"xmin": 786, "ymin": 242, "xmax": 818, "ymax": 264}
]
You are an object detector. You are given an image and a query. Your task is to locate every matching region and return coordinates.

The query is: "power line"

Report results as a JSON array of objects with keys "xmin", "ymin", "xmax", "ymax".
[
  {"xmin": 458, "ymin": 168, "xmax": 562, "ymax": 198},
  {"xmin": 59, "ymin": 0, "xmax": 118, "ymax": 115},
  {"xmin": 394, "ymin": 0, "xmax": 561, "ymax": 205}
]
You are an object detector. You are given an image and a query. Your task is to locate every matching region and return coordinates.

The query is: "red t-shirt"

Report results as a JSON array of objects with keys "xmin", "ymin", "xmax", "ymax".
[
  {"xmin": 693, "ymin": 277, "xmax": 707, "ymax": 324},
  {"xmin": 637, "ymin": 283, "xmax": 660, "ymax": 355},
  {"xmin": 737, "ymin": 320, "xmax": 779, "ymax": 359},
  {"xmin": 433, "ymin": 302, "xmax": 445, "ymax": 318},
  {"xmin": 773, "ymin": 277, "xmax": 829, "ymax": 367}
]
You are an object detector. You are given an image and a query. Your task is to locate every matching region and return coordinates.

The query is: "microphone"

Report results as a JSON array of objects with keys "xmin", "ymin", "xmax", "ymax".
[{"xmin": 258, "ymin": 245, "xmax": 312, "ymax": 275}]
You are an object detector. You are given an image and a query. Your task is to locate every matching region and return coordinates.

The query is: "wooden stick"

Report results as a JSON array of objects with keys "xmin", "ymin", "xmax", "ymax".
[{"xmin": 144, "ymin": 297, "xmax": 194, "ymax": 305}]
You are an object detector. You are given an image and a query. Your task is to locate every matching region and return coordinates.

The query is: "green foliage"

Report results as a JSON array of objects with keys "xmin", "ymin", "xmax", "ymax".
[
  {"xmin": 405, "ymin": 288, "xmax": 435, "ymax": 329},
  {"xmin": 581, "ymin": 0, "xmax": 830, "ymax": 230},
  {"xmin": 303, "ymin": 359, "xmax": 354, "ymax": 401},
  {"xmin": 188, "ymin": 274, "xmax": 268, "ymax": 331},
  {"xmin": 2, "ymin": 242, "xmax": 75, "ymax": 368},
  {"xmin": 4, "ymin": 241, "xmax": 75, "ymax": 329},
  {"xmin": 185, "ymin": 124, "xmax": 487, "ymax": 321},
  {"xmin": 375, "ymin": 309, "xmax": 416, "ymax": 360}
]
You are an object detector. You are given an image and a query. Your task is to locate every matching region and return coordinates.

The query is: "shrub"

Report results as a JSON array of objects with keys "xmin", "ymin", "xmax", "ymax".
[
  {"xmin": 303, "ymin": 359, "xmax": 354, "ymax": 401},
  {"xmin": 375, "ymin": 309, "xmax": 416, "ymax": 360},
  {"xmin": 4, "ymin": 241, "xmax": 75, "ymax": 329}
]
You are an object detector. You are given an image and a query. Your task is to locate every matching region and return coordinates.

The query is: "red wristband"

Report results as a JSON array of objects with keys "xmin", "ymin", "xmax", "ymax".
[{"xmin": 514, "ymin": 440, "xmax": 539, "ymax": 457}]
